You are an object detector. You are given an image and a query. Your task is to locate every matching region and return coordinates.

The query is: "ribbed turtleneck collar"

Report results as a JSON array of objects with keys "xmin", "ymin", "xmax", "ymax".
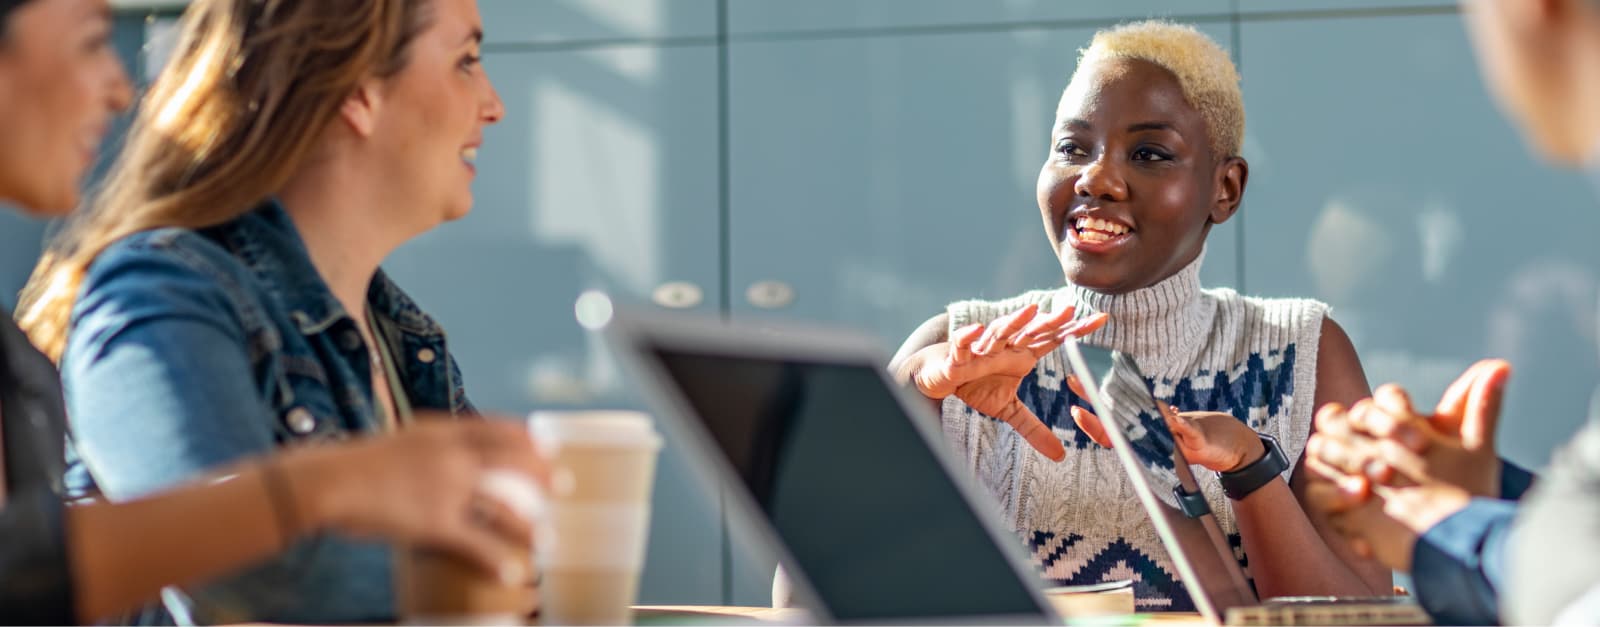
[{"xmin": 1062, "ymin": 250, "xmax": 1214, "ymax": 373}]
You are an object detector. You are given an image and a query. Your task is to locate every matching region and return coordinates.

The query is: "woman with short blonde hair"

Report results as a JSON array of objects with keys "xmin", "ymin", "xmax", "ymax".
[{"xmin": 894, "ymin": 20, "xmax": 1392, "ymax": 609}]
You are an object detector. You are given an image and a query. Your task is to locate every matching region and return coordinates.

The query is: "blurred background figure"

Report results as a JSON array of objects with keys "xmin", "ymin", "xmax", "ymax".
[{"xmin": 1302, "ymin": 0, "xmax": 1600, "ymax": 625}]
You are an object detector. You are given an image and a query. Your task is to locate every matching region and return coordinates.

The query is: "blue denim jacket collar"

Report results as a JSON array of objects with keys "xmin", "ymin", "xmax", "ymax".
[
  {"xmin": 212, "ymin": 198, "xmax": 446, "ymax": 342},
  {"xmin": 204, "ymin": 199, "xmax": 467, "ymax": 412}
]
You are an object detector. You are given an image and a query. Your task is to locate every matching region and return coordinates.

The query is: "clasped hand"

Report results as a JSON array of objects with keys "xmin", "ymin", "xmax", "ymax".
[{"xmin": 1301, "ymin": 360, "xmax": 1510, "ymax": 570}]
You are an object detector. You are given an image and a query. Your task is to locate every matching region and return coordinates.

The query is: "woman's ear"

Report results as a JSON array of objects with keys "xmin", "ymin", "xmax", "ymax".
[
  {"xmin": 338, "ymin": 79, "xmax": 384, "ymax": 138},
  {"xmin": 1210, "ymin": 155, "xmax": 1249, "ymax": 225}
]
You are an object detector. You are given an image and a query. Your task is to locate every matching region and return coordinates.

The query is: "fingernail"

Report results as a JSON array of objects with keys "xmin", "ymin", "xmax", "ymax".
[{"xmin": 1364, "ymin": 460, "xmax": 1386, "ymax": 481}]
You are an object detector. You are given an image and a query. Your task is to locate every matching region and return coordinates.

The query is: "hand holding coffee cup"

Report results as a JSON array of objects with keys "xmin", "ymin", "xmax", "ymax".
[
  {"xmin": 529, "ymin": 411, "xmax": 663, "ymax": 626},
  {"xmin": 387, "ymin": 417, "xmax": 562, "ymax": 625}
]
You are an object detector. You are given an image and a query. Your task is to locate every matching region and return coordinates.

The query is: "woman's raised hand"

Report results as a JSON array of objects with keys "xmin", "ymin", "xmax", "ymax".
[{"xmin": 912, "ymin": 303, "xmax": 1107, "ymax": 461}]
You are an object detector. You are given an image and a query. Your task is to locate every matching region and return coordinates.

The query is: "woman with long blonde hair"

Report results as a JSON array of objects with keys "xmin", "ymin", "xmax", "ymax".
[
  {"xmin": 0, "ymin": 0, "xmax": 553, "ymax": 624},
  {"xmin": 19, "ymin": 0, "xmax": 531, "ymax": 622}
]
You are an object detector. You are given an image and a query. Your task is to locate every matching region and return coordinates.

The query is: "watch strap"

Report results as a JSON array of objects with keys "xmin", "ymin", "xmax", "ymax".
[
  {"xmin": 1172, "ymin": 485, "xmax": 1212, "ymax": 518},
  {"xmin": 1218, "ymin": 434, "xmax": 1289, "ymax": 500}
]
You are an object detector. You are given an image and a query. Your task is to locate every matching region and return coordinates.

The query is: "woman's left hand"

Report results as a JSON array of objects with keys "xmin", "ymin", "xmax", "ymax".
[
  {"xmin": 1066, "ymin": 376, "xmax": 1265, "ymax": 472},
  {"xmin": 1163, "ymin": 409, "xmax": 1267, "ymax": 473}
]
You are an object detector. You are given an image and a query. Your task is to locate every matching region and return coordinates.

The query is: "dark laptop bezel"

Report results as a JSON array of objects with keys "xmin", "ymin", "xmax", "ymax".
[{"xmin": 602, "ymin": 307, "xmax": 1062, "ymax": 625}]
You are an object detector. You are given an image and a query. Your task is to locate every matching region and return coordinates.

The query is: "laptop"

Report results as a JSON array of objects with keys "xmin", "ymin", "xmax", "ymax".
[
  {"xmin": 1059, "ymin": 341, "xmax": 1432, "ymax": 626},
  {"xmin": 602, "ymin": 309, "xmax": 1062, "ymax": 625}
]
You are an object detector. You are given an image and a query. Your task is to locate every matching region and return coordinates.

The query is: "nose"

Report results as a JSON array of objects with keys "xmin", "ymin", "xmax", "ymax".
[
  {"xmin": 108, "ymin": 57, "xmax": 134, "ymax": 113},
  {"xmin": 481, "ymin": 74, "xmax": 505, "ymax": 125},
  {"xmin": 1073, "ymin": 154, "xmax": 1129, "ymax": 202}
]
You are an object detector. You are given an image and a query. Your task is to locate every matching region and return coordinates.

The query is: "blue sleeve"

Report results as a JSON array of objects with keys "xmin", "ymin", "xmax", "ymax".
[
  {"xmin": 62, "ymin": 248, "xmax": 394, "ymax": 624},
  {"xmin": 1499, "ymin": 459, "xmax": 1535, "ymax": 501},
  {"xmin": 64, "ymin": 251, "xmax": 279, "ymax": 497},
  {"xmin": 1410, "ymin": 497, "xmax": 1518, "ymax": 626},
  {"xmin": 0, "ymin": 487, "xmax": 75, "ymax": 625}
]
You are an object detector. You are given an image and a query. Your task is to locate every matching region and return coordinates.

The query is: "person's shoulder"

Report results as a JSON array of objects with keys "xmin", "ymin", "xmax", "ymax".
[
  {"xmin": 87, "ymin": 227, "xmax": 249, "ymax": 288},
  {"xmin": 74, "ymin": 228, "xmax": 254, "ymax": 331}
]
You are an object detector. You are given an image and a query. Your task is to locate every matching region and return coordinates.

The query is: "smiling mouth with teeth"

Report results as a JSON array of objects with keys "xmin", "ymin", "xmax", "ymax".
[
  {"xmin": 1073, "ymin": 216, "xmax": 1131, "ymax": 243},
  {"xmin": 461, "ymin": 147, "xmax": 478, "ymax": 165}
]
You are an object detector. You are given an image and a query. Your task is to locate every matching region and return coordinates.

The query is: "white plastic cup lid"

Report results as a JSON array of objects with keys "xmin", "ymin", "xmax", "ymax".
[{"xmin": 527, "ymin": 410, "xmax": 663, "ymax": 450}]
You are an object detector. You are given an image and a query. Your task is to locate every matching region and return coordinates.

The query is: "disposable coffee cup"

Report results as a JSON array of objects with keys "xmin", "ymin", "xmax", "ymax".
[
  {"xmin": 529, "ymin": 410, "xmax": 663, "ymax": 626},
  {"xmin": 395, "ymin": 545, "xmax": 535, "ymax": 626}
]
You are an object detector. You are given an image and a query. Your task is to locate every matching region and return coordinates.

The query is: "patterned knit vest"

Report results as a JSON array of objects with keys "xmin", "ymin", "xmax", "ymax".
[{"xmin": 941, "ymin": 254, "xmax": 1328, "ymax": 611}]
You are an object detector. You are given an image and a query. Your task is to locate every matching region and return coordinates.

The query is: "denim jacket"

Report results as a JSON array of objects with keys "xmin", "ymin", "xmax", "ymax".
[{"xmin": 61, "ymin": 200, "xmax": 472, "ymax": 624}]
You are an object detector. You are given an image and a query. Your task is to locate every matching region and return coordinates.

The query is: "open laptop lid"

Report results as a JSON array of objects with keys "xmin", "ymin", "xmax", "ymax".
[
  {"xmin": 1059, "ymin": 341, "xmax": 1258, "ymax": 623},
  {"xmin": 603, "ymin": 308, "xmax": 1060, "ymax": 625}
]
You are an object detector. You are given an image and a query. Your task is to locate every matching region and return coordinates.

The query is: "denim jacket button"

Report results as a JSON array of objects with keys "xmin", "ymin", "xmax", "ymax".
[
  {"xmin": 285, "ymin": 407, "xmax": 317, "ymax": 435},
  {"xmin": 416, "ymin": 348, "xmax": 436, "ymax": 364},
  {"xmin": 339, "ymin": 330, "xmax": 362, "ymax": 352}
]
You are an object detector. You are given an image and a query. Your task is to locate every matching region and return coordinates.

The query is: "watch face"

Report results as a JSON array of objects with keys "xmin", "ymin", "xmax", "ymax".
[{"xmin": 1265, "ymin": 436, "xmax": 1288, "ymax": 468}]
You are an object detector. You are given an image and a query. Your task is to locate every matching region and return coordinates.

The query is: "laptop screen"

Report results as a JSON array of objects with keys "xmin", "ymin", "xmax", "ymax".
[{"xmin": 647, "ymin": 346, "xmax": 1048, "ymax": 622}]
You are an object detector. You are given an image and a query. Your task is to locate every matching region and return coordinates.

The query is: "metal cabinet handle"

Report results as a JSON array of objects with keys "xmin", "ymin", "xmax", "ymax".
[
  {"xmin": 746, "ymin": 280, "xmax": 795, "ymax": 309},
  {"xmin": 652, "ymin": 281, "xmax": 704, "ymax": 309}
]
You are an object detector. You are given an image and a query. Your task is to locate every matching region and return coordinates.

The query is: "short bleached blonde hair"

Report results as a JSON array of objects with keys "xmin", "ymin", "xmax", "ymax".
[{"xmin": 1073, "ymin": 20, "xmax": 1244, "ymax": 157}]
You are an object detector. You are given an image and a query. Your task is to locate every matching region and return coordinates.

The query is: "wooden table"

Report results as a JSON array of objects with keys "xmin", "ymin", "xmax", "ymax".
[
  {"xmin": 631, "ymin": 605, "xmax": 1208, "ymax": 625},
  {"xmin": 633, "ymin": 605, "xmax": 808, "ymax": 624}
]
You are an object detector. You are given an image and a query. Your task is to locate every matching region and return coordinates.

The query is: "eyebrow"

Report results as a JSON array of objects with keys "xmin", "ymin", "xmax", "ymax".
[
  {"xmin": 1058, "ymin": 118, "xmax": 1092, "ymax": 133},
  {"xmin": 1126, "ymin": 121, "xmax": 1178, "ymax": 133},
  {"xmin": 1057, "ymin": 118, "xmax": 1179, "ymax": 134}
]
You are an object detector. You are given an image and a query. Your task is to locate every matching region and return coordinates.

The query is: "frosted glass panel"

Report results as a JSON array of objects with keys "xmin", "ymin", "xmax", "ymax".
[
  {"xmin": 480, "ymin": 0, "xmax": 716, "ymax": 45},
  {"xmin": 730, "ymin": 0, "xmax": 1229, "ymax": 35},
  {"xmin": 1241, "ymin": 14, "xmax": 1596, "ymax": 468}
]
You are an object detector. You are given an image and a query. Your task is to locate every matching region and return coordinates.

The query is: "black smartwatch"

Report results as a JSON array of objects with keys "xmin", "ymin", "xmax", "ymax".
[{"xmin": 1218, "ymin": 433, "xmax": 1289, "ymax": 500}]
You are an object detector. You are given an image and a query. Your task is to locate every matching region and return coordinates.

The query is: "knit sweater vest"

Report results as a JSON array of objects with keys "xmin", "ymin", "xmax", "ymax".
[{"xmin": 941, "ymin": 254, "xmax": 1328, "ymax": 611}]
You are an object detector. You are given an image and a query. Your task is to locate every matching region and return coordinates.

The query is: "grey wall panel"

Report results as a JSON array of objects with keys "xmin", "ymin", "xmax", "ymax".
[
  {"xmin": 723, "ymin": 23, "xmax": 1237, "ymax": 605},
  {"xmin": 383, "ymin": 45, "xmax": 725, "ymax": 604},
  {"xmin": 1238, "ymin": 0, "xmax": 1453, "ymax": 13},
  {"xmin": 1241, "ymin": 14, "xmax": 1596, "ymax": 469},
  {"xmin": 480, "ymin": 0, "xmax": 716, "ymax": 46},
  {"xmin": 729, "ymin": 0, "xmax": 1230, "ymax": 36},
  {"xmin": 0, "ymin": 211, "xmax": 47, "ymax": 309}
]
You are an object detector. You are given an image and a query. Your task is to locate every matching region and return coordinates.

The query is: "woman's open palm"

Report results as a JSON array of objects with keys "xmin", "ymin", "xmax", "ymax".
[{"xmin": 914, "ymin": 303, "xmax": 1107, "ymax": 461}]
